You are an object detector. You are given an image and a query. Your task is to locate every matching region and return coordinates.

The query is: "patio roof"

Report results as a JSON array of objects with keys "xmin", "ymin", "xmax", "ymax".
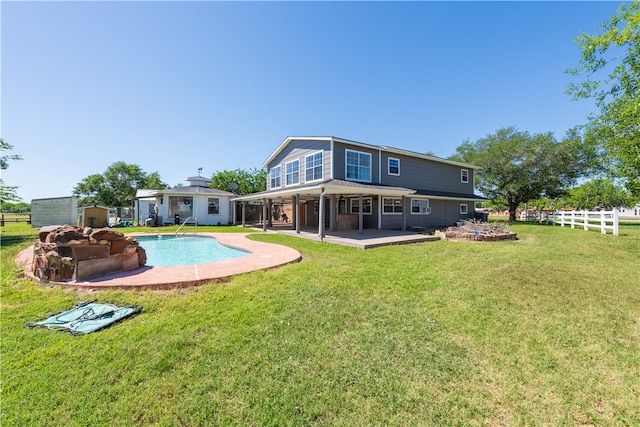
[
  {"xmin": 412, "ymin": 189, "xmax": 488, "ymax": 202},
  {"xmin": 232, "ymin": 179, "xmax": 416, "ymax": 203}
]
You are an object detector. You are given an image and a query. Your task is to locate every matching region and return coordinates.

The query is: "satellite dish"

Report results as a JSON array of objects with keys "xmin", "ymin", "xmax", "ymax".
[{"xmin": 227, "ymin": 183, "xmax": 239, "ymax": 191}]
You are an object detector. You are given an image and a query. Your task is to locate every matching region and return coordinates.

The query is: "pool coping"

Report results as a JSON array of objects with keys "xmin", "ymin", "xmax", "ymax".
[{"xmin": 15, "ymin": 232, "xmax": 302, "ymax": 290}]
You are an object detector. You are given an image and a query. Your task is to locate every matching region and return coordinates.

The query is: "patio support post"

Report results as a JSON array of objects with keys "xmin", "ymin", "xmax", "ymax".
[
  {"xmin": 318, "ymin": 189, "xmax": 326, "ymax": 240},
  {"xmin": 295, "ymin": 194, "xmax": 301, "ymax": 234},
  {"xmin": 267, "ymin": 199, "xmax": 273, "ymax": 227},
  {"xmin": 358, "ymin": 194, "xmax": 364, "ymax": 235},
  {"xmin": 402, "ymin": 196, "xmax": 407, "ymax": 232},
  {"xmin": 241, "ymin": 202, "xmax": 246, "ymax": 227},
  {"xmin": 232, "ymin": 200, "xmax": 236, "ymax": 225},
  {"xmin": 262, "ymin": 199, "xmax": 268, "ymax": 231},
  {"xmin": 329, "ymin": 195, "xmax": 336, "ymax": 232}
]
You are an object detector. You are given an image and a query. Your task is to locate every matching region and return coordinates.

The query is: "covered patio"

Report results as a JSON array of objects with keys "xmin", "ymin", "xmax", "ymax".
[{"xmin": 232, "ymin": 179, "xmax": 418, "ymax": 239}]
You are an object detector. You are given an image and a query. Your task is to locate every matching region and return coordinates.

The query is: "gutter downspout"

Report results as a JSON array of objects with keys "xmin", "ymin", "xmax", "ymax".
[{"xmin": 318, "ymin": 187, "xmax": 326, "ymax": 241}]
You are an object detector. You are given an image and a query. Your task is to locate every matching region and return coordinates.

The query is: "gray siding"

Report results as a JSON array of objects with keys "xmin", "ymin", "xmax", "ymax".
[
  {"xmin": 332, "ymin": 142, "xmax": 380, "ymax": 183},
  {"xmin": 379, "ymin": 152, "xmax": 474, "ymax": 196},
  {"xmin": 377, "ymin": 197, "xmax": 474, "ymax": 229},
  {"xmin": 265, "ymin": 139, "xmax": 332, "ymax": 191}
]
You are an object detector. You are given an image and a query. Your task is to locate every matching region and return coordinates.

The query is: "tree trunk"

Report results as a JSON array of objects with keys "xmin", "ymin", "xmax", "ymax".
[{"xmin": 508, "ymin": 201, "xmax": 518, "ymax": 222}]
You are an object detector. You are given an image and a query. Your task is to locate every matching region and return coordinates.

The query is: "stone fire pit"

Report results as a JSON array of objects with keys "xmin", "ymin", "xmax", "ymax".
[
  {"xmin": 441, "ymin": 220, "xmax": 517, "ymax": 241},
  {"xmin": 31, "ymin": 225, "xmax": 147, "ymax": 282}
]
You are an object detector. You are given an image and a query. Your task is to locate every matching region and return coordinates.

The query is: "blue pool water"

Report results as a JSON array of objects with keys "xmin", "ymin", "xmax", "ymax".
[{"xmin": 136, "ymin": 235, "xmax": 250, "ymax": 267}]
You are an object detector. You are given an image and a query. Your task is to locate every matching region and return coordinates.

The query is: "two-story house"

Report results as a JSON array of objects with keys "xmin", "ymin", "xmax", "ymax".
[{"xmin": 234, "ymin": 136, "xmax": 484, "ymax": 236}]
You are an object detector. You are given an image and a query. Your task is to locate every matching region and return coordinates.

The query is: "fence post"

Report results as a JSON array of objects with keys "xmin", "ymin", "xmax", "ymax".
[
  {"xmin": 613, "ymin": 208, "xmax": 619, "ymax": 236},
  {"xmin": 582, "ymin": 210, "xmax": 588, "ymax": 231},
  {"xmin": 600, "ymin": 210, "xmax": 606, "ymax": 234}
]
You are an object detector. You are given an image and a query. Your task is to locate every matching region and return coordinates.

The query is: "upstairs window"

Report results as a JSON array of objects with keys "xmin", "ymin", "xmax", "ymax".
[
  {"xmin": 305, "ymin": 152, "xmax": 323, "ymax": 182},
  {"xmin": 270, "ymin": 165, "xmax": 282, "ymax": 189},
  {"xmin": 285, "ymin": 160, "xmax": 299, "ymax": 186},
  {"xmin": 461, "ymin": 169, "xmax": 469, "ymax": 183},
  {"xmin": 346, "ymin": 149, "xmax": 371, "ymax": 182},
  {"xmin": 388, "ymin": 158, "xmax": 400, "ymax": 176}
]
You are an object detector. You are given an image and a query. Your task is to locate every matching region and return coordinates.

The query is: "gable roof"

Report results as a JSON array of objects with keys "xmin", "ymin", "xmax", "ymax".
[{"xmin": 263, "ymin": 136, "xmax": 481, "ymax": 170}]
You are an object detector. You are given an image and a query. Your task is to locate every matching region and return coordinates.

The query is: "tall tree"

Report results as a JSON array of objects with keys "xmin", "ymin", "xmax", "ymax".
[
  {"xmin": 566, "ymin": 1, "xmax": 640, "ymax": 199},
  {"xmin": 1, "ymin": 139, "xmax": 24, "ymax": 203},
  {"xmin": 0, "ymin": 138, "xmax": 22, "ymax": 170},
  {"xmin": 566, "ymin": 178, "xmax": 631, "ymax": 210},
  {"xmin": 0, "ymin": 180, "xmax": 22, "ymax": 204},
  {"xmin": 73, "ymin": 162, "xmax": 167, "ymax": 213},
  {"xmin": 451, "ymin": 127, "xmax": 598, "ymax": 221},
  {"xmin": 210, "ymin": 168, "xmax": 266, "ymax": 195}
]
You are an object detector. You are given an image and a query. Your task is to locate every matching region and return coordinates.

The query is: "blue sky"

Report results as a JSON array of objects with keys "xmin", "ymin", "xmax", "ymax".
[{"xmin": 1, "ymin": 1, "xmax": 623, "ymax": 202}]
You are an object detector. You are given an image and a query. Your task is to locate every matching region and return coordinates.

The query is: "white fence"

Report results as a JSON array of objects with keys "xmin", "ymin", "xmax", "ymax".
[{"xmin": 521, "ymin": 209, "xmax": 619, "ymax": 236}]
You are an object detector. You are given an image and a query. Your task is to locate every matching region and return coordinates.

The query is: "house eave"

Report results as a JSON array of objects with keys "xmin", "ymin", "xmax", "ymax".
[
  {"xmin": 232, "ymin": 179, "xmax": 415, "ymax": 202},
  {"xmin": 262, "ymin": 136, "xmax": 482, "ymax": 170}
]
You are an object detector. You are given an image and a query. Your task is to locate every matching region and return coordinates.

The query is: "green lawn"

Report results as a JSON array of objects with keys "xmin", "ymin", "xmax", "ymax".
[{"xmin": 2, "ymin": 222, "xmax": 639, "ymax": 425}]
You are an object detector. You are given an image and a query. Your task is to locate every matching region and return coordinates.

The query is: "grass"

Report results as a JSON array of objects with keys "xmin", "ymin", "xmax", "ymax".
[{"xmin": 2, "ymin": 222, "xmax": 639, "ymax": 425}]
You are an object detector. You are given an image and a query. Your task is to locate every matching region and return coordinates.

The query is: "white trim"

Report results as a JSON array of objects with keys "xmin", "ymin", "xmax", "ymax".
[
  {"xmin": 460, "ymin": 203, "xmax": 468, "ymax": 214},
  {"xmin": 270, "ymin": 165, "xmax": 282, "ymax": 189},
  {"xmin": 345, "ymin": 149, "xmax": 372, "ymax": 183},
  {"xmin": 304, "ymin": 151, "xmax": 324, "ymax": 183},
  {"xmin": 284, "ymin": 159, "xmax": 300, "ymax": 187},
  {"xmin": 461, "ymin": 169, "xmax": 469, "ymax": 183},
  {"xmin": 382, "ymin": 197, "xmax": 403, "ymax": 215},
  {"xmin": 388, "ymin": 157, "xmax": 400, "ymax": 176},
  {"xmin": 350, "ymin": 197, "xmax": 372, "ymax": 215},
  {"xmin": 411, "ymin": 198, "xmax": 431, "ymax": 215},
  {"xmin": 207, "ymin": 197, "xmax": 220, "ymax": 215}
]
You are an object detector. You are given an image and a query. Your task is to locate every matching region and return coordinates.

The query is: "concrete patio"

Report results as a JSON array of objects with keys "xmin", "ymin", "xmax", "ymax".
[{"xmin": 247, "ymin": 223, "xmax": 441, "ymax": 249}]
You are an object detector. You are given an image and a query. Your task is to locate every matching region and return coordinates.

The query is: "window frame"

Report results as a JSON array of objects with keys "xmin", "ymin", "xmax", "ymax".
[
  {"xmin": 345, "ymin": 149, "xmax": 372, "ymax": 183},
  {"xmin": 285, "ymin": 159, "xmax": 300, "ymax": 186},
  {"xmin": 460, "ymin": 203, "xmax": 468, "ymax": 215},
  {"xmin": 382, "ymin": 197, "xmax": 403, "ymax": 215},
  {"xmin": 207, "ymin": 197, "xmax": 220, "ymax": 215},
  {"xmin": 349, "ymin": 197, "xmax": 372, "ymax": 215},
  {"xmin": 411, "ymin": 198, "xmax": 431, "ymax": 215},
  {"xmin": 305, "ymin": 151, "xmax": 323, "ymax": 183},
  {"xmin": 388, "ymin": 157, "xmax": 400, "ymax": 176},
  {"xmin": 270, "ymin": 165, "xmax": 282, "ymax": 189},
  {"xmin": 461, "ymin": 169, "xmax": 469, "ymax": 183}
]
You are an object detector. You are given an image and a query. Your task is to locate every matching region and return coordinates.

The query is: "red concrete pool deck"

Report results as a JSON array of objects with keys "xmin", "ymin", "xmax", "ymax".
[{"xmin": 15, "ymin": 233, "xmax": 302, "ymax": 290}]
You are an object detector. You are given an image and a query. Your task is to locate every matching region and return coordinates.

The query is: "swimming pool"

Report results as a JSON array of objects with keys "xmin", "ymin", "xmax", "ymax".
[{"xmin": 136, "ymin": 235, "xmax": 250, "ymax": 267}]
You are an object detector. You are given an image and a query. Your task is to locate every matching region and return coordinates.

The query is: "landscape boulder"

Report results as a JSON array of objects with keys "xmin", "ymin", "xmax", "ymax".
[{"xmin": 30, "ymin": 225, "xmax": 146, "ymax": 282}]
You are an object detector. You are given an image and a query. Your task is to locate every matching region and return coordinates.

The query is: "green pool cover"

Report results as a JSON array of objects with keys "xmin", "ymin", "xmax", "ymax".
[{"xmin": 26, "ymin": 300, "xmax": 142, "ymax": 335}]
